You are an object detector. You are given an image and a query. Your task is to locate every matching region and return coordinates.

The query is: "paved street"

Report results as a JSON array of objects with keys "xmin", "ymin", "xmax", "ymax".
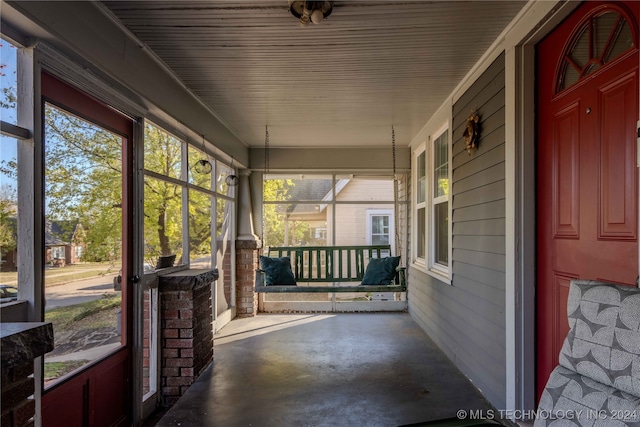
[{"xmin": 45, "ymin": 273, "xmax": 119, "ymax": 309}]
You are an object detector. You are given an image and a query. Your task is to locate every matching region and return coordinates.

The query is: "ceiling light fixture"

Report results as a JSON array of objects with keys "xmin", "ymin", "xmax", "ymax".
[
  {"xmin": 288, "ymin": 1, "xmax": 334, "ymax": 27},
  {"xmin": 193, "ymin": 134, "xmax": 213, "ymax": 175},
  {"xmin": 225, "ymin": 158, "xmax": 239, "ymax": 187}
]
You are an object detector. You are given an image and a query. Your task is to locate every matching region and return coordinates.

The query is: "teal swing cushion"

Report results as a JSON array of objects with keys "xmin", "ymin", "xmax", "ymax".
[
  {"xmin": 260, "ymin": 256, "xmax": 297, "ymax": 286},
  {"xmin": 361, "ymin": 256, "xmax": 401, "ymax": 285}
]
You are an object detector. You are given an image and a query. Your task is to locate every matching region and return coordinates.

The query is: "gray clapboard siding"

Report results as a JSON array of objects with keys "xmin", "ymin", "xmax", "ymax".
[
  {"xmin": 411, "ymin": 273, "xmax": 505, "ymax": 351},
  {"xmin": 454, "ymin": 261, "xmax": 506, "ymax": 288},
  {"xmin": 453, "ymin": 248, "xmax": 505, "ymax": 272},
  {"xmin": 453, "ymin": 57, "xmax": 506, "ymax": 116},
  {"xmin": 452, "ymin": 235, "xmax": 505, "ymax": 254},
  {"xmin": 453, "ymin": 141, "xmax": 505, "ymax": 179},
  {"xmin": 453, "ymin": 274, "xmax": 506, "ymax": 313},
  {"xmin": 409, "ymin": 271, "xmax": 506, "ymax": 407},
  {"xmin": 453, "ymin": 199, "xmax": 505, "ymax": 223},
  {"xmin": 453, "ymin": 162, "xmax": 505, "ymax": 194},
  {"xmin": 453, "ymin": 180, "xmax": 505, "ymax": 209},
  {"xmin": 453, "ymin": 217, "xmax": 505, "ymax": 236},
  {"xmin": 409, "ymin": 52, "xmax": 506, "ymax": 410}
]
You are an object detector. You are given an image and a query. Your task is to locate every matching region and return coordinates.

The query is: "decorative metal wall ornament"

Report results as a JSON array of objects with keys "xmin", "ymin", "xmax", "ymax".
[{"xmin": 463, "ymin": 111, "xmax": 480, "ymax": 155}]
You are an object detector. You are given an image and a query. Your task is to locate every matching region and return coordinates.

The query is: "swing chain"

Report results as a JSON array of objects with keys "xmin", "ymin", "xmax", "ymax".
[
  {"xmin": 392, "ymin": 125, "xmax": 402, "ymax": 266},
  {"xmin": 392, "ymin": 125, "xmax": 396, "ymax": 177},
  {"xmin": 261, "ymin": 126, "xmax": 270, "ymax": 250},
  {"xmin": 264, "ymin": 125, "xmax": 270, "ymax": 174}
]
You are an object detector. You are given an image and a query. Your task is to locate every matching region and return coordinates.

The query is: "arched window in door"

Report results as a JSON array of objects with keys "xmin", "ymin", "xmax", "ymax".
[{"xmin": 557, "ymin": 5, "xmax": 638, "ymax": 93}]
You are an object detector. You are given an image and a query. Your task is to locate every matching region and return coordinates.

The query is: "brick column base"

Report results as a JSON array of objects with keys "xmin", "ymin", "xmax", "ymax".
[
  {"xmin": 235, "ymin": 239, "xmax": 262, "ymax": 317},
  {"xmin": 158, "ymin": 269, "xmax": 217, "ymax": 406}
]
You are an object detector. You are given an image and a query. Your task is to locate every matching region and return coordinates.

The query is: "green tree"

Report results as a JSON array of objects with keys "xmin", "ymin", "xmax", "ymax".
[
  {"xmin": 44, "ymin": 104, "xmax": 122, "ymax": 262},
  {"xmin": 0, "ymin": 185, "xmax": 17, "ymax": 262},
  {"xmin": 262, "ymin": 179, "xmax": 291, "ymax": 248},
  {"xmin": 143, "ymin": 124, "xmax": 183, "ymax": 262},
  {"xmin": 188, "ymin": 188, "xmax": 211, "ymax": 259},
  {"xmin": 1, "ymin": 42, "xmax": 19, "ymax": 268},
  {"xmin": 262, "ymin": 178, "xmax": 312, "ymax": 248}
]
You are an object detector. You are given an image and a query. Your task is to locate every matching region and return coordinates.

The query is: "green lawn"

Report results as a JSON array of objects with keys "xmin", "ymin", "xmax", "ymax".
[
  {"xmin": 45, "ymin": 293, "xmax": 121, "ymax": 329},
  {"xmin": 44, "ymin": 294, "xmax": 122, "ymax": 384},
  {"xmin": 44, "ymin": 360, "xmax": 89, "ymax": 382},
  {"xmin": 0, "ymin": 261, "xmax": 120, "ymax": 286}
]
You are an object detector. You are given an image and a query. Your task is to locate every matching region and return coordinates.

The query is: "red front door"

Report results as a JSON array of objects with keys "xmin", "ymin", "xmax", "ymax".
[{"xmin": 536, "ymin": 1, "xmax": 639, "ymax": 398}]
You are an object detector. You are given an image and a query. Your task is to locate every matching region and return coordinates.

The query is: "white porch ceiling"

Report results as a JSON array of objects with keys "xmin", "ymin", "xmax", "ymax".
[{"xmin": 100, "ymin": 1, "xmax": 527, "ymax": 148}]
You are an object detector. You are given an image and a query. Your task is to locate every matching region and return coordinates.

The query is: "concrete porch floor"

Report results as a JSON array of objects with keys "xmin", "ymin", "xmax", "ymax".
[{"xmin": 155, "ymin": 313, "xmax": 499, "ymax": 427}]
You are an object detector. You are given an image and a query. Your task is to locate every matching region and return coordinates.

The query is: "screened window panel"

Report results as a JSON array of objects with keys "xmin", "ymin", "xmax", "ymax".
[
  {"xmin": 263, "ymin": 175, "xmax": 333, "ymax": 202},
  {"xmin": 216, "ymin": 198, "xmax": 233, "ymax": 315},
  {"xmin": 43, "ymin": 101, "xmax": 124, "ymax": 386},
  {"xmin": 217, "ymin": 161, "xmax": 236, "ymax": 197},
  {"xmin": 0, "ymin": 40, "xmax": 17, "ymax": 125},
  {"xmin": 263, "ymin": 203, "xmax": 328, "ymax": 248},
  {"xmin": 144, "ymin": 123, "xmax": 182, "ymax": 180},
  {"xmin": 188, "ymin": 145, "xmax": 212, "ymax": 190},
  {"xmin": 143, "ymin": 176, "xmax": 183, "ymax": 264},
  {"xmin": 189, "ymin": 189, "xmax": 212, "ymax": 269},
  {"xmin": 0, "ymin": 136, "xmax": 18, "ymax": 292}
]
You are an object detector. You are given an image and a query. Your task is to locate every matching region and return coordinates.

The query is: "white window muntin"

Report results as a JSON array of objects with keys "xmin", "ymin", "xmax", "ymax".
[
  {"xmin": 366, "ymin": 209, "xmax": 394, "ymax": 257},
  {"xmin": 413, "ymin": 148, "xmax": 426, "ymax": 263},
  {"xmin": 428, "ymin": 124, "xmax": 450, "ymax": 279}
]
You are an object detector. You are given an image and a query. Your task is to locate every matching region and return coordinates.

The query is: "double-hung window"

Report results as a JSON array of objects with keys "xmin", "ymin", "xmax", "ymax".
[
  {"xmin": 413, "ymin": 125, "xmax": 450, "ymax": 280},
  {"xmin": 431, "ymin": 127, "xmax": 449, "ymax": 274},
  {"xmin": 415, "ymin": 150, "xmax": 426, "ymax": 261}
]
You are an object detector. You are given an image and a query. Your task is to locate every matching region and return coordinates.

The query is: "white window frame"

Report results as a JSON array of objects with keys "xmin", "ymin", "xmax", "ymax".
[
  {"xmin": 428, "ymin": 123, "xmax": 451, "ymax": 281},
  {"xmin": 413, "ymin": 147, "xmax": 427, "ymax": 266},
  {"xmin": 366, "ymin": 209, "xmax": 394, "ymax": 256}
]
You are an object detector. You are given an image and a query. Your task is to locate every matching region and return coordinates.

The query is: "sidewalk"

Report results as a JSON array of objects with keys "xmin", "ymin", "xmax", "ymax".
[{"xmin": 46, "ymin": 342, "xmax": 121, "ymax": 363}]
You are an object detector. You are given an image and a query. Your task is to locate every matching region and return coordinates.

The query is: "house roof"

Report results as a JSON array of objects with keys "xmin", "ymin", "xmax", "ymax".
[{"xmin": 45, "ymin": 220, "xmax": 79, "ymax": 247}]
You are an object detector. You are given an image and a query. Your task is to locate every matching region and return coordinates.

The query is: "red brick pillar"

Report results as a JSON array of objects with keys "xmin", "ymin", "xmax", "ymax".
[
  {"xmin": 158, "ymin": 268, "xmax": 217, "ymax": 406},
  {"xmin": 235, "ymin": 240, "xmax": 261, "ymax": 317}
]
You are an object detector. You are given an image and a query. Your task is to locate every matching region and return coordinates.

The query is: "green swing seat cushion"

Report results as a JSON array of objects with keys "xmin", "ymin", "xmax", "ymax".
[
  {"xmin": 260, "ymin": 256, "xmax": 297, "ymax": 286},
  {"xmin": 361, "ymin": 256, "xmax": 401, "ymax": 285}
]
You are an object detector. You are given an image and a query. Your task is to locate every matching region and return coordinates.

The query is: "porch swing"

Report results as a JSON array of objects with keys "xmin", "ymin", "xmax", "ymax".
[{"xmin": 254, "ymin": 126, "xmax": 407, "ymax": 293}]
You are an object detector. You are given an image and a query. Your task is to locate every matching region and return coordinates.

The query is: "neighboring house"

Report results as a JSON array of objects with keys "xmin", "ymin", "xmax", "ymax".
[
  {"xmin": 277, "ymin": 178, "xmax": 333, "ymax": 246},
  {"xmin": 283, "ymin": 178, "xmax": 396, "ymax": 252},
  {"xmin": 45, "ymin": 221, "xmax": 86, "ymax": 266},
  {"xmin": 331, "ymin": 178, "xmax": 394, "ymax": 251}
]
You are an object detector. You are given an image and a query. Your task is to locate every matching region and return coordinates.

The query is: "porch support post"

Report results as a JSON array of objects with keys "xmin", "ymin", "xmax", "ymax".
[
  {"xmin": 236, "ymin": 169, "xmax": 259, "ymax": 241},
  {"xmin": 235, "ymin": 170, "xmax": 261, "ymax": 317},
  {"xmin": 158, "ymin": 269, "xmax": 218, "ymax": 406}
]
